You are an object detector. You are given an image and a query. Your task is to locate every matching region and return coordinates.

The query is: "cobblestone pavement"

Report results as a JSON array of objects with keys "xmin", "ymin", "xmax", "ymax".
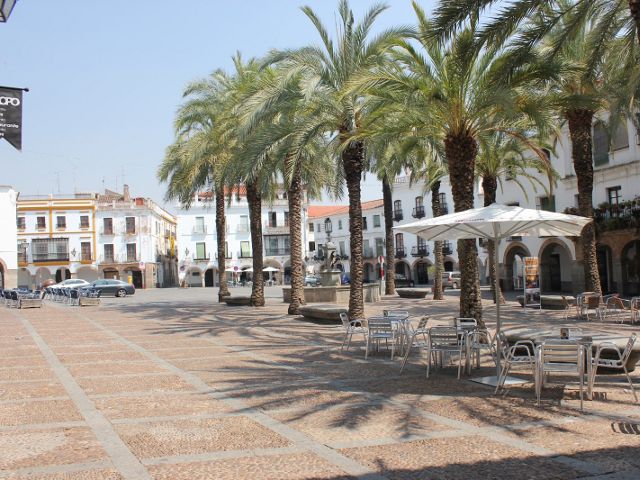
[{"xmin": 1, "ymin": 288, "xmax": 640, "ymax": 479}]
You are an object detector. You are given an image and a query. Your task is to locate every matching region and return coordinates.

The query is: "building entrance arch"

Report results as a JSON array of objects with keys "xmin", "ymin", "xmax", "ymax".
[
  {"xmin": 503, "ymin": 244, "xmax": 530, "ymax": 291},
  {"xmin": 539, "ymin": 240, "xmax": 572, "ymax": 293},
  {"xmin": 55, "ymin": 268, "xmax": 71, "ymax": 284},
  {"xmin": 413, "ymin": 260, "xmax": 432, "ymax": 285},
  {"xmin": 621, "ymin": 240, "xmax": 640, "ymax": 297}
]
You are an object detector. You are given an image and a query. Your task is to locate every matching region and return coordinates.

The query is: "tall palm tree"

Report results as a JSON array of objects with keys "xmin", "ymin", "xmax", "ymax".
[
  {"xmin": 264, "ymin": 0, "xmax": 409, "ymax": 319},
  {"xmin": 234, "ymin": 67, "xmax": 337, "ymax": 314},
  {"xmin": 475, "ymin": 133, "xmax": 557, "ymax": 302},
  {"xmin": 354, "ymin": 3, "xmax": 556, "ymax": 321},
  {"xmin": 158, "ymin": 69, "xmax": 236, "ymax": 301}
]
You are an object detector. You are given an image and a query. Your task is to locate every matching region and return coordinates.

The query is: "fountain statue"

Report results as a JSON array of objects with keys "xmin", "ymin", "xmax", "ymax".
[{"xmin": 318, "ymin": 241, "xmax": 342, "ymax": 287}]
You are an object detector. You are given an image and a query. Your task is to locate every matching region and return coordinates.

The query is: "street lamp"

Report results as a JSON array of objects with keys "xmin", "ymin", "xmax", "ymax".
[
  {"xmin": 0, "ymin": 0, "xmax": 17, "ymax": 22},
  {"xmin": 324, "ymin": 217, "xmax": 332, "ymax": 243}
]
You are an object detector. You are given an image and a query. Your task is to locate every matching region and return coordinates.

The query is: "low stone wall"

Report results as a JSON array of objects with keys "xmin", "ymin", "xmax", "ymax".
[
  {"xmin": 516, "ymin": 295, "xmax": 574, "ymax": 310},
  {"xmin": 298, "ymin": 304, "xmax": 348, "ymax": 323},
  {"xmin": 283, "ymin": 283, "xmax": 380, "ymax": 304},
  {"xmin": 19, "ymin": 298, "xmax": 42, "ymax": 309},
  {"xmin": 224, "ymin": 296, "xmax": 252, "ymax": 306},
  {"xmin": 396, "ymin": 288, "xmax": 430, "ymax": 299}
]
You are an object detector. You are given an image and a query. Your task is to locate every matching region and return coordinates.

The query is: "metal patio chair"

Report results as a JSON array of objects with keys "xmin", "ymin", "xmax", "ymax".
[
  {"xmin": 495, "ymin": 331, "xmax": 536, "ymax": 394},
  {"xmin": 590, "ymin": 333, "xmax": 637, "ymax": 402},
  {"xmin": 426, "ymin": 326, "xmax": 465, "ymax": 379},
  {"xmin": 536, "ymin": 339, "xmax": 586, "ymax": 411},
  {"xmin": 339, "ymin": 312, "xmax": 367, "ymax": 351}
]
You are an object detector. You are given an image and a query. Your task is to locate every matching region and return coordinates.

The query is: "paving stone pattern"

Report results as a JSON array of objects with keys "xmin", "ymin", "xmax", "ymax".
[{"xmin": 1, "ymin": 289, "xmax": 640, "ymax": 479}]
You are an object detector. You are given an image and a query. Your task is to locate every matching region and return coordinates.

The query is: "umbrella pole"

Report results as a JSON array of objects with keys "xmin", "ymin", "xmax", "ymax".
[{"xmin": 494, "ymin": 235, "xmax": 501, "ymax": 378}]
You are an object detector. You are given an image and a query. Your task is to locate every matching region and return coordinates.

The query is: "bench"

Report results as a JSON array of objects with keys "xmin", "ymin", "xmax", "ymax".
[
  {"xmin": 224, "ymin": 295, "xmax": 252, "ymax": 306},
  {"xmin": 298, "ymin": 304, "xmax": 348, "ymax": 323},
  {"xmin": 18, "ymin": 298, "xmax": 43, "ymax": 309},
  {"xmin": 396, "ymin": 288, "xmax": 430, "ymax": 299},
  {"xmin": 516, "ymin": 294, "xmax": 575, "ymax": 310}
]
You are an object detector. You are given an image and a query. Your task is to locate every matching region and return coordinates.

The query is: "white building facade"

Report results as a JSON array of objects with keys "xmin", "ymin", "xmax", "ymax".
[
  {"xmin": 176, "ymin": 187, "xmax": 309, "ymax": 287},
  {"xmin": 0, "ymin": 186, "xmax": 18, "ymax": 289}
]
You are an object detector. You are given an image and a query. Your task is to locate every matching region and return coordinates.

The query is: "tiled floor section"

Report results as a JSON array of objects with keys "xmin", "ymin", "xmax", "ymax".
[{"xmin": 1, "ymin": 289, "xmax": 640, "ymax": 479}]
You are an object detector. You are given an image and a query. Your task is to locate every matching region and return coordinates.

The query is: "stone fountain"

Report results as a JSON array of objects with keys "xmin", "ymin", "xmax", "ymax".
[{"xmin": 318, "ymin": 241, "xmax": 342, "ymax": 287}]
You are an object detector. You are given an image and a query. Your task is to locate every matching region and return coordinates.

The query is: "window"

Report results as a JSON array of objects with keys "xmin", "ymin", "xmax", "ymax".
[
  {"xmin": 362, "ymin": 216, "xmax": 368, "ymax": 230},
  {"xmin": 395, "ymin": 233, "xmax": 404, "ymax": 247},
  {"xmin": 80, "ymin": 215, "xmax": 89, "ymax": 228},
  {"xmin": 339, "ymin": 241, "xmax": 345, "ymax": 256},
  {"xmin": 81, "ymin": 242, "xmax": 91, "ymax": 261},
  {"xmin": 16, "ymin": 217, "xmax": 25, "ymax": 230},
  {"xmin": 415, "ymin": 196, "xmax": 423, "ymax": 207},
  {"xmin": 417, "ymin": 237, "xmax": 427, "ymax": 248},
  {"xmin": 393, "ymin": 200, "xmax": 402, "ymax": 211},
  {"xmin": 36, "ymin": 216, "xmax": 46, "ymax": 229},
  {"xmin": 593, "ymin": 121, "xmax": 609, "ymax": 166},
  {"xmin": 195, "ymin": 242, "xmax": 207, "ymax": 259},
  {"xmin": 31, "ymin": 238, "xmax": 69, "ymax": 262},
  {"xmin": 338, "ymin": 219, "xmax": 343, "ymax": 230},
  {"xmin": 317, "ymin": 223, "xmax": 322, "ymax": 232},
  {"xmin": 56, "ymin": 216, "xmax": 66, "ymax": 229},
  {"xmin": 269, "ymin": 212, "xmax": 277, "ymax": 227},
  {"xmin": 309, "ymin": 241, "xmax": 316, "ymax": 252},
  {"xmin": 283, "ymin": 236, "xmax": 290, "ymax": 253},
  {"xmin": 373, "ymin": 215, "xmax": 381, "ymax": 228},
  {"xmin": 103, "ymin": 218, "xmax": 113, "ymax": 235},
  {"xmin": 126, "ymin": 243, "xmax": 137, "ymax": 261},
  {"xmin": 538, "ymin": 195, "xmax": 556, "ymax": 212},
  {"xmin": 363, "ymin": 239, "xmax": 371, "ymax": 257},
  {"xmin": 125, "ymin": 217, "xmax": 136, "ymax": 234},
  {"xmin": 612, "ymin": 119, "xmax": 629, "ymax": 150},
  {"xmin": 308, "ymin": 222, "xmax": 314, "ymax": 232},
  {"xmin": 240, "ymin": 241, "xmax": 251, "ymax": 258},
  {"xmin": 607, "ymin": 186, "xmax": 621, "ymax": 206},
  {"xmin": 225, "ymin": 242, "xmax": 230, "ymax": 258},
  {"xmin": 17, "ymin": 241, "xmax": 27, "ymax": 262},
  {"xmin": 239, "ymin": 215, "xmax": 249, "ymax": 232},
  {"xmin": 375, "ymin": 238, "xmax": 384, "ymax": 256},
  {"xmin": 103, "ymin": 244, "xmax": 114, "ymax": 262},
  {"xmin": 195, "ymin": 216, "xmax": 205, "ymax": 234},
  {"xmin": 439, "ymin": 193, "xmax": 448, "ymax": 214},
  {"xmin": 284, "ymin": 212, "xmax": 289, "ymax": 227}
]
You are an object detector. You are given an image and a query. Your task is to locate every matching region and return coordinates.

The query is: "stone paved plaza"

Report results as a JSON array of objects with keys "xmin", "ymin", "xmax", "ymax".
[{"xmin": 1, "ymin": 287, "xmax": 640, "ymax": 479}]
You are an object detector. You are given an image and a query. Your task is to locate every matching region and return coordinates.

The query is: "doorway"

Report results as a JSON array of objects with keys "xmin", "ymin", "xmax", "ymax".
[
  {"xmin": 549, "ymin": 254, "xmax": 562, "ymax": 291},
  {"xmin": 204, "ymin": 269, "xmax": 215, "ymax": 287}
]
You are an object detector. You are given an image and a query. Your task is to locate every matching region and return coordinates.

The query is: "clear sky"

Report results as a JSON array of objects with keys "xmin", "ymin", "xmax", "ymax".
[{"xmin": 0, "ymin": 0, "xmax": 435, "ymax": 209}]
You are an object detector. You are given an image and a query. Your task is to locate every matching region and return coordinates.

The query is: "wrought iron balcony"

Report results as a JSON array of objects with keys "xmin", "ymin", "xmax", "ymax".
[
  {"xmin": 440, "ymin": 204, "xmax": 449, "ymax": 215},
  {"xmin": 412, "ymin": 206, "xmax": 425, "ymax": 219},
  {"xmin": 442, "ymin": 243, "xmax": 453, "ymax": 255},
  {"xmin": 98, "ymin": 254, "xmax": 140, "ymax": 264},
  {"xmin": 33, "ymin": 253, "xmax": 69, "ymax": 263},
  {"xmin": 507, "ymin": 236, "xmax": 522, "ymax": 242},
  {"xmin": 193, "ymin": 254, "xmax": 210, "ymax": 261},
  {"xmin": 238, "ymin": 251, "xmax": 253, "ymax": 259},
  {"xmin": 395, "ymin": 247, "xmax": 407, "ymax": 258},
  {"xmin": 411, "ymin": 245, "xmax": 430, "ymax": 257},
  {"xmin": 393, "ymin": 209, "xmax": 404, "ymax": 222},
  {"xmin": 265, "ymin": 247, "xmax": 290, "ymax": 256}
]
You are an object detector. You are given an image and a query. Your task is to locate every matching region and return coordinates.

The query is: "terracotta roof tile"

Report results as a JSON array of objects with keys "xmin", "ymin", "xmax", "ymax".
[{"xmin": 308, "ymin": 199, "xmax": 383, "ymax": 219}]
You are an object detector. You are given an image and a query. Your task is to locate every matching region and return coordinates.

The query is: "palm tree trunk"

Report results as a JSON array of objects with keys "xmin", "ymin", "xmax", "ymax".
[
  {"xmin": 629, "ymin": 0, "xmax": 640, "ymax": 44},
  {"xmin": 382, "ymin": 176, "xmax": 395, "ymax": 295},
  {"xmin": 431, "ymin": 181, "xmax": 444, "ymax": 300},
  {"xmin": 481, "ymin": 175, "xmax": 505, "ymax": 304},
  {"xmin": 246, "ymin": 179, "xmax": 265, "ymax": 306},
  {"xmin": 445, "ymin": 133, "xmax": 483, "ymax": 324},
  {"xmin": 287, "ymin": 158, "xmax": 305, "ymax": 314},
  {"xmin": 566, "ymin": 109, "xmax": 601, "ymax": 295},
  {"xmin": 342, "ymin": 138, "xmax": 365, "ymax": 320},
  {"xmin": 216, "ymin": 188, "xmax": 230, "ymax": 301}
]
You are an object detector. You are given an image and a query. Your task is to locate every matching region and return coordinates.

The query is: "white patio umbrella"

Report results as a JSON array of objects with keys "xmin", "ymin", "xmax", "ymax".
[
  {"xmin": 263, "ymin": 266, "xmax": 280, "ymax": 272},
  {"xmin": 394, "ymin": 203, "xmax": 591, "ymax": 381}
]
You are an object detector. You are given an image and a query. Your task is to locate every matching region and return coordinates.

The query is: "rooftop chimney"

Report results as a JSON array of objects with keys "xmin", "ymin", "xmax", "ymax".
[{"xmin": 123, "ymin": 184, "xmax": 130, "ymax": 201}]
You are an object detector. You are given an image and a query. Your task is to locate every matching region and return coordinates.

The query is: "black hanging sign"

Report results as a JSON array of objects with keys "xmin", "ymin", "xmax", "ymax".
[{"xmin": 0, "ymin": 86, "xmax": 24, "ymax": 150}]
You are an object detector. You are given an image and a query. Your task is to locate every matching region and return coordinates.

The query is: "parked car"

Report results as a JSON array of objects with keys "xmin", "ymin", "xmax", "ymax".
[
  {"xmin": 88, "ymin": 279, "xmax": 135, "ymax": 297},
  {"xmin": 394, "ymin": 274, "xmax": 414, "ymax": 288},
  {"xmin": 53, "ymin": 279, "xmax": 91, "ymax": 289},
  {"xmin": 442, "ymin": 271, "xmax": 461, "ymax": 289},
  {"xmin": 304, "ymin": 275, "xmax": 320, "ymax": 286}
]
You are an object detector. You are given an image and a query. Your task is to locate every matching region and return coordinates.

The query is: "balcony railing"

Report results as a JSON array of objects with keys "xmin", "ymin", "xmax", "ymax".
[
  {"xmin": 395, "ymin": 247, "xmax": 407, "ymax": 258},
  {"xmin": 265, "ymin": 247, "xmax": 290, "ymax": 256},
  {"xmin": 507, "ymin": 236, "xmax": 522, "ymax": 242},
  {"xmin": 215, "ymin": 253, "xmax": 233, "ymax": 259},
  {"xmin": 262, "ymin": 222, "xmax": 289, "ymax": 235},
  {"xmin": 33, "ymin": 253, "xmax": 69, "ymax": 263},
  {"xmin": 193, "ymin": 254, "xmax": 210, "ymax": 261},
  {"xmin": 98, "ymin": 254, "xmax": 141, "ymax": 264},
  {"xmin": 412, "ymin": 206, "xmax": 425, "ymax": 219},
  {"xmin": 18, "ymin": 253, "xmax": 27, "ymax": 263},
  {"xmin": 192, "ymin": 225, "xmax": 207, "ymax": 234},
  {"xmin": 411, "ymin": 245, "xmax": 430, "ymax": 257},
  {"xmin": 442, "ymin": 243, "xmax": 453, "ymax": 255},
  {"xmin": 363, "ymin": 248, "xmax": 375, "ymax": 259},
  {"xmin": 589, "ymin": 199, "xmax": 640, "ymax": 232},
  {"xmin": 238, "ymin": 251, "xmax": 253, "ymax": 259},
  {"xmin": 80, "ymin": 254, "xmax": 94, "ymax": 263},
  {"xmin": 393, "ymin": 209, "xmax": 404, "ymax": 222},
  {"xmin": 440, "ymin": 204, "xmax": 449, "ymax": 215}
]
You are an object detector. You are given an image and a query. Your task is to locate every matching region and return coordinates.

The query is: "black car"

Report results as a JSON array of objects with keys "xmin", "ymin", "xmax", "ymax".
[{"xmin": 89, "ymin": 279, "xmax": 135, "ymax": 297}]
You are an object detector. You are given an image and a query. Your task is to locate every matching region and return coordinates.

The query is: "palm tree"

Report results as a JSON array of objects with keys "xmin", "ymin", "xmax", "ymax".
[
  {"xmin": 264, "ymin": 0, "xmax": 410, "ymax": 319},
  {"xmin": 158, "ymin": 70, "xmax": 236, "ymax": 301},
  {"xmin": 234, "ymin": 66, "xmax": 337, "ymax": 314},
  {"xmin": 354, "ymin": 3, "xmax": 556, "ymax": 321},
  {"xmin": 433, "ymin": 0, "xmax": 640, "ymax": 48},
  {"xmin": 475, "ymin": 133, "xmax": 557, "ymax": 302}
]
